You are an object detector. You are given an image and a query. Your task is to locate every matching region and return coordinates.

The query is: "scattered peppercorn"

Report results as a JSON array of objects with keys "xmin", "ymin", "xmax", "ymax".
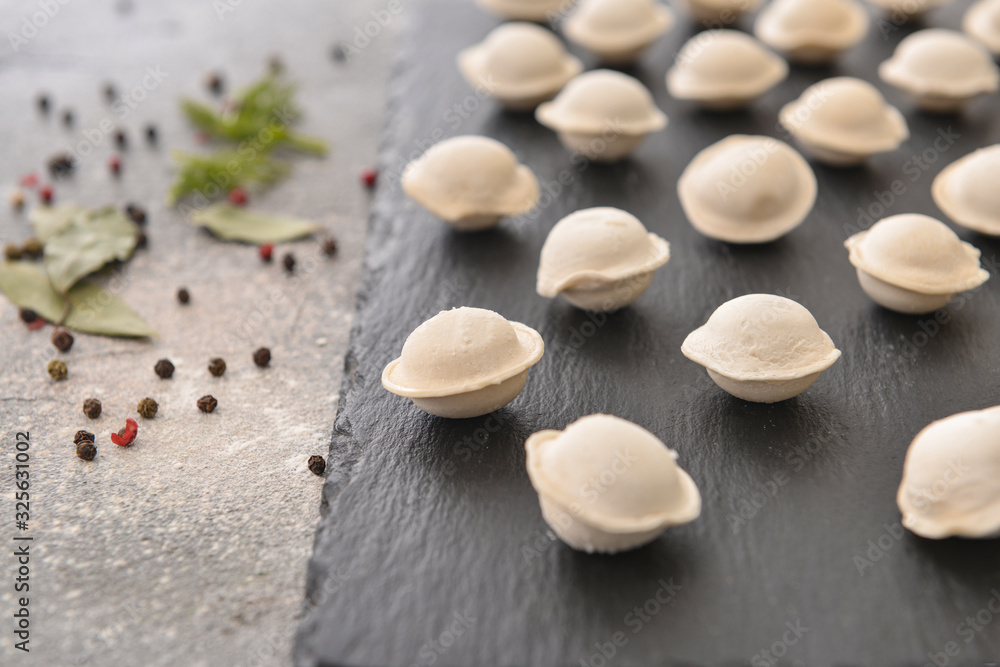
[
  {"xmin": 114, "ymin": 129, "xmax": 127, "ymax": 149},
  {"xmin": 19, "ymin": 308, "xmax": 38, "ymax": 324},
  {"xmin": 308, "ymin": 455, "xmax": 326, "ymax": 476},
  {"xmin": 125, "ymin": 203, "xmax": 147, "ymax": 225},
  {"xmin": 154, "ymin": 358, "xmax": 175, "ymax": 379},
  {"xmin": 135, "ymin": 230, "xmax": 149, "ymax": 249},
  {"xmin": 48, "ymin": 154, "xmax": 75, "ymax": 178},
  {"xmin": 253, "ymin": 347, "xmax": 271, "ymax": 368},
  {"xmin": 361, "ymin": 168, "xmax": 377, "ymax": 188},
  {"xmin": 20, "ymin": 173, "xmax": 39, "ymax": 189},
  {"xmin": 322, "ymin": 237, "xmax": 338, "ymax": 257},
  {"xmin": 27, "ymin": 319, "xmax": 45, "ymax": 331},
  {"xmin": 145, "ymin": 124, "xmax": 158, "ymax": 145},
  {"xmin": 268, "ymin": 55, "xmax": 284, "ymax": 74},
  {"xmin": 208, "ymin": 357, "xmax": 227, "ymax": 377},
  {"xmin": 4, "ymin": 244, "xmax": 22, "ymax": 261},
  {"xmin": 52, "ymin": 328, "xmax": 74, "ymax": 352},
  {"xmin": 47, "ymin": 359, "xmax": 68, "ymax": 381},
  {"xmin": 227, "ymin": 187, "xmax": 248, "ymax": 206},
  {"xmin": 83, "ymin": 398, "xmax": 102, "ymax": 419},
  {"xmin": 103, "ymin": 83, "xmax": 117, "ymax": 102},
  {"xmin": 331, "ymin": 43, "xmax": 347, "ymax": 62},
  {"xmin": 111, "ymin": 425, "xmax": 136, "ymax": 447},
  {"xmin": 259, "ymin": 243, "xmax": 274, "ymax": 263},
  {"xmin": 37, "ymin": 94, "xmax": 51, "ymax": 114},
  {"xmin": 10, "ymin": 189, "xmax": 25, "ymax": 211},
  {"xmin": 39, "ymin": 184, "xmax": 54, "ymax": 204},
  {"xmin": 206, "ymin": 72, "xmax": 225, "ymax": 95},
  {"xmin": 74, "ymin": 430, "xmax": 95, "ymax": 445},
  {"xmin": 176, "ymin": 287, "xmax": 191, "ymax": 304},
  {"xmin": 137, "ymin": 397, "xmax": 159, "ymax": 419},
  {"xmin": 76, "ymin": 440, "xmax": 97, "ymax": 461},
  {"xmin": 282, "ymin": 252, "xmax": 296, "ymax": 273},
  {"xmin": 21, "ymin": 238, "xmax": 43, "ymax": 260},
  {"xmin": 195, "ymin": 130, "xmax": 210, "ymax": 145},
  {"xmin": 197, "ymin": 395, "xmax": 218, "ymax": 413},
  {"xmin": 109, "ymin": 154, "xmax": 122, "ymax": 176},
  {"xmin": 62, "ymin": 109, "xmax": 75, "ymax": 127}
]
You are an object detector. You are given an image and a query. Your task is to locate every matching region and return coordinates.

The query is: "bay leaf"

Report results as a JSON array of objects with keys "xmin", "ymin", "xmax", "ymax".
[
  {"xmin": 191, "ymin": 203, "xmax": 320, "ymax": 243},
  {"xmin": 64, "ymin": 282, "xmax": 158, "ymax": 338},
  {"xmin": 0, "ymin": 261, "xmax": 68, "ymax": 323},
  {"xmin": 29, "ymin": 203, "xmax": 86, "ymax": 242},
  {"xmin": 44, "ymin": 206, "xmax": 138, "ymax": 294},
  {"xmin": 0, "ymin": 261, "xmax": 157, "ymax": 338}
]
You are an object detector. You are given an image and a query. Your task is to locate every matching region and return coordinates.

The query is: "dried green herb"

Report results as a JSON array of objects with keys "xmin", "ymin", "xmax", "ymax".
[
  {"xmin": 180, "ymin": 74, "xmax": 326, "ymax": 155},
  {"xmin": 167, "ymin": 149, "xmax": 289, "ymax": 206}
]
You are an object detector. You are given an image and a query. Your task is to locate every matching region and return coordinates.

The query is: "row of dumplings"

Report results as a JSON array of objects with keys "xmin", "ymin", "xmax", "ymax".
[
  {"xmin": 380, "ymin": 305, "xmax": 1000, "ymax": 550},
  {"xmin": 519, "ymin": 404, "xmax": 1000, "ymax": 553},
  {"xmin": 475, "ymin": 0, "xmax": 1000, "ymax": 63},
  {"xmin": 463, "ymin": 3, "xmax": 1000, "ymax": 111},
  {"xmin": 403, "ymin": 136, "xmax": 993, "ymax": 311}
]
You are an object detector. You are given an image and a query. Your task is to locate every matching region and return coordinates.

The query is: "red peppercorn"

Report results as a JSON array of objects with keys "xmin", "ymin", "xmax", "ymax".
[
  {"xmin": 109, "ymin": 154, "xmax": 122, "ymax": 176},
  {"xmin": 27, "ymin": 319, "xmax": 46, "ymax": 331},
  {"xmin": 39, "ymin": 184, "xmax": 53, "ymax": 204},
  {"xmin": 259, "ymin": 243, "xmax": 274, "ymax": 262},
  {"xmin": 228, "ymin": 187, "xmax": 248, "ymax": 206},
  {"xmin": 195, "ymin": 131, "xmax": 210, "ymax": 145},
  {"xmin": 360, "ymin": 168, "xmax": 377, "ymax": 188},
  {"xmin": 20, "ymin": 173, "xmax": 39, "ymax": 189}
]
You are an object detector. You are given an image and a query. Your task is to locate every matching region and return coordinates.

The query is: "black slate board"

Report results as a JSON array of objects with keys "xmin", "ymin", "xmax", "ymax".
[{"xmin": 296, "ymin": 2, "xmax": 1000, "ymax": 665}]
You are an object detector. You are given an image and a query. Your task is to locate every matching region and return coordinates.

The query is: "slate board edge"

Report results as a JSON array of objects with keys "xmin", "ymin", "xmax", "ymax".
[{"xmin": 293, "ymin": 18, "xmax": 416, "ymax": 667}]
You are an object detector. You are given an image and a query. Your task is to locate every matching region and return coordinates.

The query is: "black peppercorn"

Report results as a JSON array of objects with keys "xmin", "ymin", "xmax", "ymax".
[
  {"xmin": 47, "ymin": 154, "xmax": 75, "ymax": 178},
  {"xmin": 76, "ymin": 440, "xmax": 97, "ymax": 461},
  {"xmin": 137, "ymin": 397, "xmax": 158, "ymax": 419},
  {"xmin": 74, "ymin": 430, "xmax": 95, "ymax": 445},
  {"xmin": 37, "ymin": 94, "xmax": 51, "ymax": 114},
  {"xmin": 154, "ymin": 359, "xmax": 175, "ymax": 379},
  {"xmin": 125, "ymin": 203, "xmax": 147, "ymax": 225},
  {"xmin": 322, "ymin": 237, "xmax": 338, "ymax": 257},
  {"xmin": 206, "ymin": 72, "xmax": 224, "ymax": 96},
  {"xmin": 308, "ymin": 455, "xmax": 326, "ymax": 476},
  {"xmin": 135, "ymin": 230, "xmax": 149, "ymax": 249},
  {"xmin": 52, "ymin": 328, "xmax": 74, "ymax": 352},
  {"xmin": 177, "ymin": 288, "xmax": 190, "ymax": 304},
  {"xmin": 268, "ymin": 55, "xmax": 284, "ymax": 75},
  {"xmin": 114, "ymin": 129, "xmax": 127, "ymax": 150},
  {"xmin": 208, "ymin": 358, "xmax": 226, "ymax": 377},
  {"xmin": 331, "ymin": 43, "xmax": 347, "ymax": 62},
  {"xmin": 62, "ymin": 109, "xmax": 74, "ymax": 127},
  {"xmin": 103, "ymin": 83, "xmax": 117, "ymax": 102},
  {"xmin": 253, "ymin": 347, "xmax": 271, "ymax": 368},
  {"xmin": 197, "ymin": 395, "xmax": 218, "ymax": 413},
  {"xmin": 282, "ymin": 253, "xmax": 296, "ymax": 273},
  {"xmin": 47, "ymin": 359, "xmax": 67, "ymax": 381},
  {"xmin": 145, "ymin": 124, "xmax": 158, "ymax": 145},
  {"xmin": 21, "ymin": 238, "xmax": 43, "ymax": 260},
  {"xmin": 19, "ymin": 308, "xmax": 38, "ymax": 324},
  {"xmin": 5, "ymin": 244, "xmax": 23, "ymax": 261},
  {"xmin": 83, "ymin": 397, "xmax": 102, "ymax": 419}
]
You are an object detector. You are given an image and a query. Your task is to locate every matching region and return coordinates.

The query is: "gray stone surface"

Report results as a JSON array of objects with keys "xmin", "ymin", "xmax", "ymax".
[{"xmin": 0, "ymin": 1, "xmax": 392, "ymax": 664}]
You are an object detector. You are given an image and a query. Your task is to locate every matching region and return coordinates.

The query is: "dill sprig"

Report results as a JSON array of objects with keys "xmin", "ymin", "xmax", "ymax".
[{"xmin": 167, "ymin": 149, "xmax": 290, "ymax": 206}]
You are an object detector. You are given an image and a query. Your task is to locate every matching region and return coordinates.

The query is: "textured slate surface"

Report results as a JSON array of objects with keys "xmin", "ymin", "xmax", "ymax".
[{"xmin": 296, "ymin": 2, "xmax": 1000, "ymax": 665}]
